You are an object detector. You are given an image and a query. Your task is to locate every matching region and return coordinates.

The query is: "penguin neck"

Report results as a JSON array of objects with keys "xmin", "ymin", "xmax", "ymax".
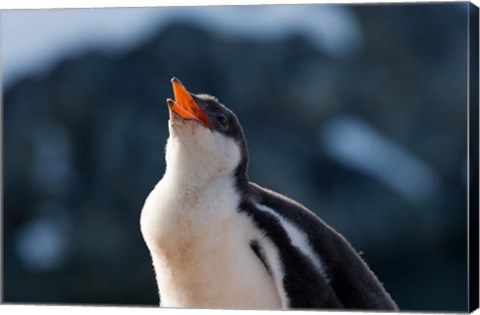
[
  {"xmin": 164, "ymin": 131, "xmax": 250, "ymax": 192},
  {"xmin": 163, "ymin": 154, "xmax": 250, "ymax": 194},
  {"xmin": 164, "ymin": 145, "xmax": 222, "ymax": 190}
]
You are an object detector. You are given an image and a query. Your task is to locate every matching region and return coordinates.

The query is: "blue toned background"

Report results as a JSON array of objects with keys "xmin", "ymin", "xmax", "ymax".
[{"xmin": 2, "ymin": 3, "xmax": 469, "ymax": 311}]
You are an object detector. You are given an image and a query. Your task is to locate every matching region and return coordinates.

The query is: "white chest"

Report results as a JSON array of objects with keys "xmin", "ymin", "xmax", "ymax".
[{"xmin": 140, "ymin": 175, "xmax": 282, "ymax": 309}]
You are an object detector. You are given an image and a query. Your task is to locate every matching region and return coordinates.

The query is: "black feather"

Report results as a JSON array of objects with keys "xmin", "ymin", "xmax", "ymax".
[{"xmin": 242, "ymin": 183, "xmax": 398, "ymax": 310}]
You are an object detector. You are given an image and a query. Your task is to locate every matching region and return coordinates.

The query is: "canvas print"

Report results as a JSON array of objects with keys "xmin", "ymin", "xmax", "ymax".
[{"xmin": 2, "ymin": 1, "xmax": 479, "ymax": 312}]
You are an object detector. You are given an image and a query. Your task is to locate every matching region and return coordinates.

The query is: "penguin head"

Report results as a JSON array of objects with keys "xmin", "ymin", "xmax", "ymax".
[{"xmin": 165, "ymin": 78, "xmax": 248, "ymax": 184}]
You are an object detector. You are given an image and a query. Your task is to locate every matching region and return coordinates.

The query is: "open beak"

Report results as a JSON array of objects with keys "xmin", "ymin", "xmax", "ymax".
[{"xmin": 167, "ymin": 77, "xmax": 209, "ymax": 126}]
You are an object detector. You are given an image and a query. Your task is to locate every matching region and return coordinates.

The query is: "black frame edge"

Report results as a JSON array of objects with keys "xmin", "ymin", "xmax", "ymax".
[{"xmin": 468, "ymin": 1, "xmax": 480, "ymax": 313}]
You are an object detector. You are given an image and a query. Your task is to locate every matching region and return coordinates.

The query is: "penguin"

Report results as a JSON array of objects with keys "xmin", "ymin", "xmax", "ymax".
[{"xmin": 140, "ymin": 77, "xmax": 398, "ymax": 310}]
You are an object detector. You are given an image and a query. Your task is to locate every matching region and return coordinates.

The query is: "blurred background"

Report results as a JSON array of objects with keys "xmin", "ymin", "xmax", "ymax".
[{"xmin": 2, "ymin": 3, "xmax": 470, "ymax": 311}]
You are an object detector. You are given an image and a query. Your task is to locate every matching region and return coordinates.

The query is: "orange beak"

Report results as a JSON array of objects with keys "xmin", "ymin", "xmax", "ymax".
[{"xmin": 167, "ymin": 77, "xmax": 209, "ymax": 126}]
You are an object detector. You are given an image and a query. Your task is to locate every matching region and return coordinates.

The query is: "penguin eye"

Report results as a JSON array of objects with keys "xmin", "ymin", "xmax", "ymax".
[{"xmin": 216, "ymin": 114, "xmax": 228, "ymax": 129}]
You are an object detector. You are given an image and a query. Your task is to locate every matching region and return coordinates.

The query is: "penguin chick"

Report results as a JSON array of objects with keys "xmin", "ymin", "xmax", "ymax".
[{"xmin": 140, "ymin": 77, "xmax": 398, "ymax": 311}]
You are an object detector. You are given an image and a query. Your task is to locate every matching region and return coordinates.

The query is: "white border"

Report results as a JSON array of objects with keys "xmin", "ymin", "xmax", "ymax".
[
  {"xmin": 0, "ymin": 304, "xmax": 445, "ymax": 315},
  {"xmin": 0, "ymin": 0, "xmax": 478, "ymax": 10},
  {"xmin": 1, "ymin": 1, "xmax": 478, "ymax": 315}
]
